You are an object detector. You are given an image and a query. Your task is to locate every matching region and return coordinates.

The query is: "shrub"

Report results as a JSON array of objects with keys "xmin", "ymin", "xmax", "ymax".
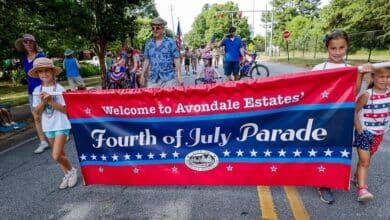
[
  {"xmin": 80, "ymin": 63, "xmax": 100, "ymax": 77},
  {"xmin": 11, "ymin": 69, "xmax": 26, "ymax": 86}
]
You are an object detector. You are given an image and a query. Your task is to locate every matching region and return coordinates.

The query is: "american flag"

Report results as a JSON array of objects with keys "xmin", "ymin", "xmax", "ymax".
[{"xmin": 175, "ymin": 20, "xmax": 182, "ymax": 50}]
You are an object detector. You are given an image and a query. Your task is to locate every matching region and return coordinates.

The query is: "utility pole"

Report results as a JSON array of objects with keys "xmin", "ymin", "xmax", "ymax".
[
  {"xmin": 268, "ymin": 7, "xmax": 274, "ymax": 57},
  {"xmin": 252, "ymin": 0, "xmax": 255, "ymax": 39},
  {"xmin": 264, "ymin": 4, "xmax": 267, "ymax": 55},
  {"xmin": 170, "ymin": 5, "xmax": 175, "ymax": 34}
]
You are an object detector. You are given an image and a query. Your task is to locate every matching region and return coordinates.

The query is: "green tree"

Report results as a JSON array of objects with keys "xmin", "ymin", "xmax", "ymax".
[
  {"xmin": 319, "ymin": 0, "xmax": 389, "ymax": 50},
  {"xmin": 185, "ymin": 2, "xmax": 250, "ymax": 49}
]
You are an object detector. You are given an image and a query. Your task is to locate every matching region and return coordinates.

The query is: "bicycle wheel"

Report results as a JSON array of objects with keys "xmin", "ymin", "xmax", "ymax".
[{"xmin": 250, "ymin": 64, "xmax": 270, "ymax": 78}]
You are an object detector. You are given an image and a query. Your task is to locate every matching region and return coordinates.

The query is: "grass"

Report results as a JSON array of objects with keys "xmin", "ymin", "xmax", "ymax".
[
  {"xmin": 267, "ymin": 50, "xmax": 390, "ymax": 69},
  {"xmin": 0, "ymin": 75, "xmax": 102, "ymax": 107}
]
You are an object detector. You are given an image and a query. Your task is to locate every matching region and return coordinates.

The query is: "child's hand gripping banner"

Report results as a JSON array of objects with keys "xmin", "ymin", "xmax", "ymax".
[{"xmin": 64, "ymin": 67, "xmax": 357, "ymax": 190}]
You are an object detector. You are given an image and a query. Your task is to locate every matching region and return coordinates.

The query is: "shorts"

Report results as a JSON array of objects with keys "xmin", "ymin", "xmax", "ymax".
[
  {"xmin": 353, "ymin": 130, "xmax": 383, "ymax": 154},
  {"xmin": 223, "ymin": 61, "xmax": 240, "ymax": 76},
  {"xmin": 45, "ymin": 129, "xmax": 70, "ymax": 139}
]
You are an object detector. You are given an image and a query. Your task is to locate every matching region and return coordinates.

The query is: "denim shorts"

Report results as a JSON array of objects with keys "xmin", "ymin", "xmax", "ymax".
[
  {"xmin": 353, "ymin": 130, "xmax": 383, "ymax": 154},
  {"xmin": 45, "ymin": 129, "xmax": 70, "ymax": 139},
  {"xmin": 223, "ymin": 61, "xmax": 240, "ymax": 75}
]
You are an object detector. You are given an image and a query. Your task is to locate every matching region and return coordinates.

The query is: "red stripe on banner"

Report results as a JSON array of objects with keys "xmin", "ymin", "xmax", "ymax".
[
  {"xmin": 81, "ymin": 163, "xmax": 351, "ymax": 190},
  {"xmin": 64, "ymin": 67, "xmax": 357, "ymax": 119}
]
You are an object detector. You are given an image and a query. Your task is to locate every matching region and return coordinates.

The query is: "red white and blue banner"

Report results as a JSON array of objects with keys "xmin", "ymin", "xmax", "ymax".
[{"xmin": 64, "ymin": 67, "xmax": 357, "ymax": 190}]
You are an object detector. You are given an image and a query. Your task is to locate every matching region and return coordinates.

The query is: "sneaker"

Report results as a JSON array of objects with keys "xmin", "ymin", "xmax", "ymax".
[
  {"xmin": 10, "ymin": 121, "xmax": 17, "ymax": 126},
  {"xmin": 357, "ymin": 188, "xmax": 374, "ymax": 202},
  {"xmin": 318, "ymin": 187, "xmax": 335, "ymax": 204},
  {"xmin": 59, "ymin": 173, "xmax": 70, "ymax": 189},
  {"xmin": 67, "ymin": 168, "xmax": 78, "ymax": 188},
  {"xmin": 34, "ymin": 141, "xmax": 49, "ymax": 154},
  {"xmin": 4, "ymin": 122, "xmax": 11, "ymax": 127}
]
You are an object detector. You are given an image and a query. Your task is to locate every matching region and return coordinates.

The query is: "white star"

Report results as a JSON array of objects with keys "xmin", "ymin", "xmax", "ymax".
[
  {"xmin": 308, "ymin": 148, "xmax": 318, "ymax": 157},
  {"xmin": 250, "ymin": 149, "xmax": 258, "ymax": 157},
  {"xmin": 133, "ymin": 167, "xmax": 139, "ymax": 174},
  {"xmin": 236, "ymin": 149, "xmax": 244, "ymax": 157},
  {"xmin": 340, "ymin": 149, "xmax": 350, "ymax": 158},
  {"xmin": 318, "ymin": 166, "xmax": 326, "ymax": 172},
  {"xmin": 80, "ymin": 154, "xmax": 87, "ymax": 160},
  {"xmin": 91, "ymin": 154, "xmax": 97, "ymax": 160},
  {"xmin": 223, "ymin": 149, "xmax": 231, "ymax": 157},
  {"xmin": 172, "ymin": 166, "xmax": 178, "ymax": 173},
  {"xmin": 324, "ymin": 148, "xmax": 333, "ymax": 157},
  {"xmin": 292, "ymin": 149, "xmax": 302, "ymax": 157},
  {"xmin": 172, "ymin": 151, "xmax": 180, "ymax": 158},
  {"xmin": 147, "ymin": 152, "xmax": 155, "ymax": 159},
  {"xmin": 263, "ymin": 149, "xmax": 272, "ymax": 157},
  {"xmin": 160, "ymin": 152, "xmax": 167, "ymax": 159},
  {"xmin": 98, "ymin": 167, "xmax": 104, "ymax": 173},
  {"xmin": 112, "ymin": 154, "xmax": 119, "ymax": 161},
  {"xmin": 101, "ymin": 155, "xmax": 107, "ymax": 161},
  {"xmin": 135, "ymin": 153, "xmax": 142, "ymax": 160},
  {"xmin": 84, "ymin": 107, "xmax": 91, "ymax": 114},
  {"xmin": 270, "ymin": 166, "xmax": 278, "ymax": 172},
  {"xmin": 278, "ymin": 149, "xmax": 287, "ymax": 157},
  {"xmin": 124, "ymin": 153, "xmax": 131, "ymax": 160},
  {"xmin": 226, "ymin": 165, "xmax": 233, "ymax": 171},
  {"xmin": 321, "ymin": 90, "xmax": 329, "ymax": 98}
]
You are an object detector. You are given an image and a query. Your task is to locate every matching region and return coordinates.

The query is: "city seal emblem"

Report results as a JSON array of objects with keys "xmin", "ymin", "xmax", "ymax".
[{"xmin": 185, "ymin": 150, "xmax": 219, "ymax": 171}]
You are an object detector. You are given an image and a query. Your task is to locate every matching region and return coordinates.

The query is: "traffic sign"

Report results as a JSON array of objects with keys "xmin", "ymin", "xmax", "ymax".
[{"xmin": 283, "ymin": 31, "xmax": 291, "ymax": 40}]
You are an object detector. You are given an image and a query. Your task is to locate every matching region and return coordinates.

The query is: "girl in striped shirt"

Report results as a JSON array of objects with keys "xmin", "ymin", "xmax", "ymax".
[{"xmin": 353, "ymin": 66, "xmax": 390, "ymax": 202}]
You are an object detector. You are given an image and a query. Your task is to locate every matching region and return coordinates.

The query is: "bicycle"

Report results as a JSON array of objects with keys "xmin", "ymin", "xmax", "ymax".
[
  {"xmin": 104, "ymin": 66, "xmax": 137, "ymax": 89},
  {"xmin": 239, "ymin": 53, "xmax": 270, "ymax": 79}
]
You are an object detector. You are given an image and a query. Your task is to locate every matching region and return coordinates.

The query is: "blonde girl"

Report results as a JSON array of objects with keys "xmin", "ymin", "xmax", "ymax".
[{"xmin": 29, "ymin": 57, "xmax": 78, "ymax": 189}]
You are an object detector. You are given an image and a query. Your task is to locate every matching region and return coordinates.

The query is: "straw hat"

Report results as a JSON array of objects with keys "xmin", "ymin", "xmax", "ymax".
[
  {"xmin": 15, "ymin": 34, "xmax": 37, "ymax": 52},
  {"xmin": 28, "ymin": 57, "xmax": 62, "ymax": 78},
  {"xmin": 64, "ymin": 48, "xmax": 74, "ymax": 56}
]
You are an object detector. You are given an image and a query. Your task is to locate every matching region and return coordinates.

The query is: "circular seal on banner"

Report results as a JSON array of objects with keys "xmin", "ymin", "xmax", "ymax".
[{"xmin": 185, "ymin": 150, "xmax": 219, "ymax": 171}]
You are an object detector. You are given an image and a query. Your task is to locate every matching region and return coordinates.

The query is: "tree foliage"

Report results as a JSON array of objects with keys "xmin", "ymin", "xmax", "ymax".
[
  {"xmin": 0, "ymin": 0, "xmax": 158, "ymax": 82},
  {"xmin": 184, "ymin": 2, "xmax": 250, "ymax": 49}
]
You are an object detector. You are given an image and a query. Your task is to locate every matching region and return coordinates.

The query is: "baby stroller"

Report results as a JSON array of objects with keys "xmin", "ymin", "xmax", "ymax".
[{"xmin": 104, "ymin": 65, "xmax": 137, "ymax": 89}]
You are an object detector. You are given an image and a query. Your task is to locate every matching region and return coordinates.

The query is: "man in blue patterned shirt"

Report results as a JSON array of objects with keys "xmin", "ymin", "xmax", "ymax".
[{"xmin": 140, "ymin": 17, "xmax": 183, "ymax": 88}]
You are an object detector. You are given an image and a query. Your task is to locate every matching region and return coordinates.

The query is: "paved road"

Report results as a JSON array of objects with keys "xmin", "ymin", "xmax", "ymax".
[{"xmin": 1, "ymin": 61, "xmax": 389, "ymax": 219}]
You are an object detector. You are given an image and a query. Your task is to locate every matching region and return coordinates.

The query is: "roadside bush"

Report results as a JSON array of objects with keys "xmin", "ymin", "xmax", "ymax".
[
  {"xmin": 80, "ymin": 63, "xmax": 99, "ymax": 77},
  {"xmin": 11, "ymin": 69, "xmax": 26, "ymax": 86}
]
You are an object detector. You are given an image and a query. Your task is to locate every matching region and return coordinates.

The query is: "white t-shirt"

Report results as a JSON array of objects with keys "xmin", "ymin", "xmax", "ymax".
[
  {"xmin": 32, "ymin": 84, "xmax": 71, "ymax": 132},
  {"xmin": 312, "ymin": 62, "xmax": 351, "ymax": 71}
]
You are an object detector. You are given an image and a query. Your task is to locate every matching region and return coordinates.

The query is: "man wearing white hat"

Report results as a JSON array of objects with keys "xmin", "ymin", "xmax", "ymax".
[{"xmin": 140, "ymin": 17, "xmax": 183, "ymax": 88}]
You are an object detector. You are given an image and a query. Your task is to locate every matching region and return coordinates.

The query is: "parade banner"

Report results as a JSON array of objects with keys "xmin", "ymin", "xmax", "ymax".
[{"xmin": 64, "ymin": 67, "xmax": 358, "ymax": 190}]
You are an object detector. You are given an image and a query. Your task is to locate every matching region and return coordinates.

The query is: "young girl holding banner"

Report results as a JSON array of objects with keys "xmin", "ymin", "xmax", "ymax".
[
  {"xmin": 312, "ymin": 30, "xmax": 374, "ymax": 204},
  {"xmin": 30, "ymin": 57, "xmax": 78, "ymax": 189}
]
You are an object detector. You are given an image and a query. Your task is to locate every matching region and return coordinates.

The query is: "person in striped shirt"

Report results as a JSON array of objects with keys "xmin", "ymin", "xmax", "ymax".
[{"xmin": 353, "ymin": 66, "xmax": 390, "ymax": 202}]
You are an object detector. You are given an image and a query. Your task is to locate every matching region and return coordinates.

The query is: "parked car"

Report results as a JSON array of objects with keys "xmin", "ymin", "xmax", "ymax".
[{"xmin": 80, "ymin": 56, "xmax": 99, "ymax": 67}]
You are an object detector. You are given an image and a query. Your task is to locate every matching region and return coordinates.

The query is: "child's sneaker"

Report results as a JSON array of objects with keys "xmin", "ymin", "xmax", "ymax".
[
  {"xmin": 357, "ymin": 188, "xmax": 374, "ymax": 202},
  {"xmin": 59, "ymin": 173, "xmax": 70, "ymax": 189},
  {"xmin": 67, "ymin": 168, "xmax": 78, "ymax": 188},
  {"xmin": 34, "ymin": 141, "xmax": 49, "ymax": 154}
]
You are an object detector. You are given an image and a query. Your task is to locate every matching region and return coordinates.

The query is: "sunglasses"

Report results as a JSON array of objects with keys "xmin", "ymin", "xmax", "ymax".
[
  {"xmin": 151, "ymin": 25, "xmax": 162, "ymax": 31},
  {"xmin": 23, "ymin": 40, "xmax": 35, "ymax": 45}
]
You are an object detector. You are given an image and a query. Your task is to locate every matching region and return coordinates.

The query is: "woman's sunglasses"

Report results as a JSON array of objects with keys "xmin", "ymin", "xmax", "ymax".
[{"xmin": 23, "ymin": 40, "xmax": 35, "ymax": 45}]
